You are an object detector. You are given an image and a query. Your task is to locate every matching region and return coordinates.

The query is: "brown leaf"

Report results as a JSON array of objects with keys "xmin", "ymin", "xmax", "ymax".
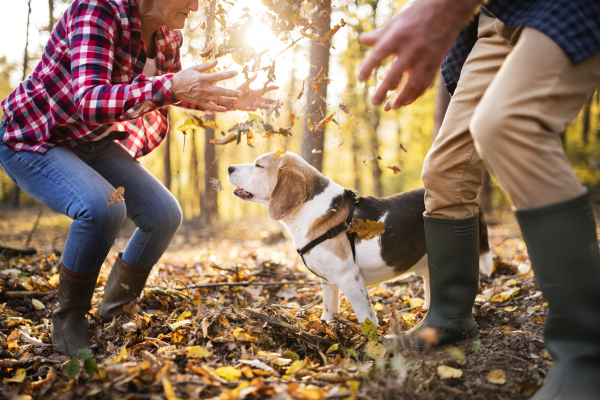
[
  {"xmin": 339, "ymin": 102, "xmax": 350, "ymax": 114},
  {"xmin": 208, "ymin": 133, "xmax": 236, "ymax": 145},
  {"xmin": 209, "ymin": 178, "xmax": 223, "ymax": 192},
  {"xmin": 107, "ymin": 187, "xmax": 125, "ymax": 205},
  {"xmin": 387, "ymin": 164, "xmax": 401, "ymax": 174},
  {"xmin": 348, "ymin": 219, "xmax": 386, "ymax": 240},
  {"xmin": 273, "ymin": 149, "xmax": 286, "ymax": 158},
  {"xmin": 315, "ymin": 112, "xmax": 336, "ymax": 129}
]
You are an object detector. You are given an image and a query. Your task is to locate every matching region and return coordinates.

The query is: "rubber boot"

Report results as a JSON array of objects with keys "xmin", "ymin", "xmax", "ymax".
[
  {"xmin": 98, "ymin": 254, "xmax": 151, "ymax": 322},
  {"xmin": 51, "ymin": 264, "xmax": 98, "ymax": 357},
  {"xmin": 401, "ymin": 212, "xmax": 480, "ymax": 352},
  {"xmin": 516, "ymin": 190, "xmax": 600, "ymax": 400}
]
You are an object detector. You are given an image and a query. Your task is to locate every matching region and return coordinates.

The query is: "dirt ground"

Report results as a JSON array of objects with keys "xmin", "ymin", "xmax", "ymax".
[{"xmin": 0, "ymin": 206, "xmax": 558, "ymax": 399}]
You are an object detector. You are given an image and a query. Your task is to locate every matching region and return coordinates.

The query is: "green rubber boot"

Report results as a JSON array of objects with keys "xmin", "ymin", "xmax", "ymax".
[
  {"xmin": 400, "ymin": 212, "xmax": 480, "ymax": 352},
  {"xmin": 98, "ymin": 254, "xmax": 151, "ymax": 322},
  {"xmin": 516, "ymin": 190, "xmax": 600, "ymax": 400},
  {"xmin": 51, "ymin": 265, "xmax": 98, "ymax": 356}
]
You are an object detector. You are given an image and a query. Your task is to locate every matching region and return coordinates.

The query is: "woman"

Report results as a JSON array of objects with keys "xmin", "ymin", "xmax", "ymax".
[{"xmin": 0, "ymin": 0, "xmax": 275, "ymax": 356}]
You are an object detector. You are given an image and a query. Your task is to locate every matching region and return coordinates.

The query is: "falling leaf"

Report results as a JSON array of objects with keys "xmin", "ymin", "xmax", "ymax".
[
  {"xmin": 339, "ymin": 102, "xmax": 350, "ymax": 114},
  {"xmin": 326, "ymin": 343, "xmax": 339, "ymax": 354},
  {"xmin": 339, "ymin": 116, "xmax": 354, "ymax": 134},
  {"xmin": 388, "ymin": 164, "xmax": 401, "ymax": 174},
  {"xmin": 438, "ymin": 365, "xmax": 463, "ymax": 379},
  {"xmin": 362, "ymin": 317, "xmax": 378, "ymax": 343},
  {"xmin": 107, "ymin": 187, "xmax": 125, "ymax": 205},
  {"xmin": 215, "ymin": 366, "xmax": 242, "ymax": 381},
  {"xmin": 487, "ymin": 369, "xmax": 506, "ymax": 385},
  {"xmin": 3, "ymin": 368, "xmax": 26, "ymax": 383},
  {"xmin": 32, "ymin": 299, "xmax": 45, "ymax": 310},
  {"xmin": 274, "ymin": 149, "xmax": 287, "ymax": 158},
  {"xmin": 308, "ymin": 118, "xmax": 314, "ymax": 131},
  {"xmin": 348, "ymin": 219, "xmax": 386, "ymax": 240},
  {"xmin": 319, "ymin": 19, "xmax": 346, "ymax": 43},
  {"xmin": 267, "ymin": 99, "xmax": 282, "ymax": 118},
  {"xmin": 233, "ymin": 327, "xmax": 258, "ymax": 343},
  {"xmin": 400, "ymin": 143, "xmax": 408, "ymax": 153},
  {"xmin": 247, "ymin": 130, "xmax": 254, "ymax": 147},
  {"xmin": 315, "ymin": 112, "xmax": 336, "ymax": 129},
  {"xmin": 200, "ymin": 21, "xmax": 206, "ymax": 30},
  {"xmin": 290, "ymin": 114, "xmax": 296, "ymax": 126},
  {"xmin": 204, "ymin": 120, "xmax": 219, "ymax": 130},
  {"xmin": 208, "ymin": 133, "xmax": 237, "ymax": 145},
  {"xmin": 185, "ymin": 346, "xmax": 212, "ymax": 358}
]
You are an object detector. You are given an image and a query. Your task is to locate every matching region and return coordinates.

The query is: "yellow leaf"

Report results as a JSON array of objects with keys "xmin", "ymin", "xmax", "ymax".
[
  {"xmin": 409, "ymin": 297, "xmax": 424, "ymax": 308},
  {"xmin": 339, "ymin": 116, "xmax": 354, "ymax": 134},
  {"xmin": 504, "ymin": 306, "xmax": 518, "ymax": 312},
  {"xmin": 348, "ymin": 219, "xmax": 386, "ymax": 240},
  {"xmin": 248, "ymin": 112, "xmax": 264, "ymax": 122},
  {"xmin": 365, "ymin": 341, "xmax": 386, "ymax": 359},
  {"xmin": 111, "ymin": 346, "xmax": 128, "ymax": 364},
  {"xmin": 204, "ymin": 120, "xmax": 219, "ymax": 130},
  {"xmin": 490, "ymin": 288, "xmax": 519, "ymax": 303},
  {"xmin": 3, "ymin": 368, "xmax": 26, "ymax": 383},
  {"xmin": 297, "ymin": 387, "xmax": 326, "ymax": 400},
  {"xmin": 373, "ymin": 302, "xmax": 384, "ymax": 311},
  {"xmin": 315, "ymin": 112, "xmax": 336, "ymax": 129},
  {"xmin": 208, "ymin": 133, "xmax": 236, "ymax": 145},
  {"xmin": 48, "ymin": 274, "xmax": 59, "ymax": 287},
  {"xmin": 247, "ymin": 130, "xmax": 254, "ymax": 147},
  {"xmin": 308, "ymin": 118, "xmax": 314, "ymax": 131},
  {"xmin": 168, "ymin": 320, "xmax": 191, "ymax": 330},
  {"xmin": 286, "ymin": 359, "xmax": 306, "ymax": 375},
  {"xmin": 274, "ymin": 149, "xmax": 287, "ymax": 158},
  {"xmin": 437, "ymin": 365, "xmax": 463, "ymax": 379},
  {"xmin": 326, "ymin": 343, "xmax": 339, "ymax": 354},
  {"xmin": 215, "ymin": 366, "xmax": 242, "ymax": 381},
  {"xmin": 233, "ymin": 327, "xmax": 258, "ymax": 343},
  {"xmin": 362, "ymin": 317, "xmax": 378, "ymax": 342},
  {"xmin": 32, "ymin": 299, "xmax": 45, "ymax": 310},
  {"xmin": 177, "ymin": 311, "xmax": 191, "ymax": 322},
  {"xmin": 184, "ymin": 346, "xmax": 212, "ymax": 358},
  {"xmin": 487, "ymin": 369, "xmax": 506, "ymax": 385},
  {"xmin": 162, "ymin": 377, "xmax": 178, "ymax": 400},
  {"xmin": 320, "ymin": 23, "xmax": 342, "ymax": 43},
  {"xmin": 387, "ymin": 164, "xmax": 401, "ymax": 174},
  {"xmin": 177, "ymin": 118, "xmax": 199, "ymax": 132}
]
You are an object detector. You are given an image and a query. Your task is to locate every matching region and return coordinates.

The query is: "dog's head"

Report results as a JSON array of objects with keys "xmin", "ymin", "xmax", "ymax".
[{"xmin": 227, "ymin": 152, "xmax": 328, "ymax": 220}]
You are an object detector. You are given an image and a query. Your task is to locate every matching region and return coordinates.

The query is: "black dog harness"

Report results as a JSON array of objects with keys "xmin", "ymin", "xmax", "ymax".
[{"xmin": 296, "ymin": 189, "xmax": 358, "ymax": 280}]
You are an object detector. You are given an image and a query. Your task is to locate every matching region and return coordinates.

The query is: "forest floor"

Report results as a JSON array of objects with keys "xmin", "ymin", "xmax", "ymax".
[{"xmin": 0, "ymin": 206, "xmax": 556, "ymax": 400}]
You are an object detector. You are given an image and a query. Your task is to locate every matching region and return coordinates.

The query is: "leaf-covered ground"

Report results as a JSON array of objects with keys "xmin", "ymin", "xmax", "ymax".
[{"xmin": 0, "ymin": 208, "xmax": 555, "ymax": 400}]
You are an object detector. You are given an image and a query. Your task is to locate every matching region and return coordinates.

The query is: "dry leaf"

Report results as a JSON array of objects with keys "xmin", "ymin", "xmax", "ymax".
[
  {"xmin": 107, "ymin": 187, "xmax": 125, "ymax": 205},
  {"xmin": 48, "ymin": 274, "xmax": 59, "ymax": 287},
  {"xmin": 388, "ymin": 164, "xmax": 401, "ymax": 174},
  {"xmin": 339, "ymin": 102, "xmax": 350, "ymax": 114},
  {"xmin": 348, "ymin": 219, "xmax": 386, "ymax": 240},
  {"xmin": 326, "ymin": 343, "xmax": 339, "ymax": 354},
  {"xmin": 487, "ymin": 369, "xmax": 506, "ymax": 385},
  {"xmin": 233, "ymin": 327, "xmax": 258, "ymax": 343},
  {"xmin": 111, "ymin": 346, "xmax": 128, "ymax": 364},
  {"xmin": 308, "ymin": 118, "xmax": 315, "ymax": 131},
  {"xmin": 362, "ymin": 317, "xmax": 378, "ymax": 343},
  {"xmin": 208, "ymin": 133, "xmax": 236, "ymax": 145},
  {"xmin": 504, "ymin": 306, "xmax": 518, "ymax": 312},
  {"xmin": 400, "ymin": 143, "xmax": 408, "ymax": 153},
  {"xmin": 200, "ymin": 21, "xmax": 206, "ymax": 30},
  {"xmin": 32, "ymin": 299, "xmax": 45, "ymax": 310},
  {"xmin": 339, "ymin": 116, "xmax": 354, "ymax": 134},
  {"xmin": 209, "ymin": 178, "xmax": 224, "ymax": 192},
  {"xmin": 438, "ymin": 365, "xmax": 463, "ymax": 379},
  {"xmin": 3, "ymin": 368, "xmax": 26, "ymax": 384},
  {"xmin": 365, "ymin": 341, "xmax": 386, "ymax": 359},
  {"xmin": 290, "ymin": 114, "xmax": 296, "ymax": 126},
  {"xmin": 409, "ymin": 297, "xmax": 424, "ymax": 308},
  {"xmin": 185, "ymin": 346, "xmax": 212, "ymax": 358},
  {"xmin": 320, "ymin": 20, "xmax": 346, "ymax": 43},
  {"xmin": 162, "ymin": 377, "xmax": 178, "ymax": 400},
  {"xmin": 273, "ymin": 149, "xmax": 287, "ymax": 158},
  {"xmin": 315, "ymin": 112, "xmax": 336, "ymax": 129}
]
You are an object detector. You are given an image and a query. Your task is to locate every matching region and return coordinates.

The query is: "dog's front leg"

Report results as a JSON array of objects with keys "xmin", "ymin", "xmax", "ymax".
[
  {"xmin": 337, "ymin": 267, "xmax": 379, "ymax": 328},
  {"xmin": 320, "ymin": 279, "xmax": 339, "ymax": 322}
]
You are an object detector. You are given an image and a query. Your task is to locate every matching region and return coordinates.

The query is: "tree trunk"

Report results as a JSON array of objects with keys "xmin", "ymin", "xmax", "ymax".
[
  {"xmin": 301, "ymin": 0, "xmax": 332, "ymax": 172},
  {"xmin": 366, "ymin": 92, "xmax": 382, "ymax": 197},
  {"xmin": 48, "ymin": 0, "xmax": 55, "ymax": 31},
  {"xmin": 582, "ymin": 98, "xmax": 591, "ymax": 145},
  {"xmin": 352, "ymin": 132, "xmax": 361, "ymax": 193},
  {"xmin": 200, "ymin": 0, "xmax": 219, "ymax": 225},
  {"xmin": 433, "ymin": 72, "xmax": 450, "ymax": 139},
  {"xmin": 12, "ymin": 0, "xmax": 33, "ymax": 208}
]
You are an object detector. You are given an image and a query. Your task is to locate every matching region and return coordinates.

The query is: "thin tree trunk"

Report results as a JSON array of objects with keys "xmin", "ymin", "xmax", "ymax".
[
  {"xmin": 163, "ymin": 119, "xmax": 172, "ymax": 191},
  {"xmin": 201, "ymin": 0, "xmax": 219, "ymax": 225},
  {"xmin": 301, "ymin": 0, "xmax": 332, "ymax": 172},
  {"xmin": 433, "ymin": 72, "xmax": 450, "ymax": 139},
  {"xmin": 366, "ymin": 91, "xmax": 382, "ymax": 197},
  {"xmin": 352, "ymin": 132, "xmax": 361, "ymax": 193},
  {"xmin": 582, "ymin": 98, "xmax": 591, "ymax": 145},
  {"xmin": 48, "ymin": 0, "xmax": 55, "ymax": 31},
  {"xmin": 12, "ymin": 0, "xmax": 33, "ymax": 208},
  {"xmin": 190, "ymin": 129, "xmax": 200, "ymax": 219}
]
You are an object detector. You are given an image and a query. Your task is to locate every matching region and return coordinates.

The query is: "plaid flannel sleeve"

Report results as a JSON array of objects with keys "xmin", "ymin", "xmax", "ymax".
[{"xmin": 70, "ymin": 1, "xmax": 178, "ymax": 125}]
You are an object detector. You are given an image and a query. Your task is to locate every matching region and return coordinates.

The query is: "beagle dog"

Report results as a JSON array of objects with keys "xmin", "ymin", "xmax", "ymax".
[{"xmin": 227, "ymin": 152, "xmax": 492, "ymax": 327}]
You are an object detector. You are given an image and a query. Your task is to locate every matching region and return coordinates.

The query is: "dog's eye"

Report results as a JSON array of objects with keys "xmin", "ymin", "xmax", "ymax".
[{"xmin": 255, "ymin": 164, "xmax": 264, "ymax": 168}]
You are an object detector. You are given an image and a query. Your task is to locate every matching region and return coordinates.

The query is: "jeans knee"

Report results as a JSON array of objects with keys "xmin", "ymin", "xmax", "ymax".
[
  {"xmin": 80, "ymin": 198, "xmax": 126, "ymax": 234},
  {"xmin": 153, "ymin": 196, "xmax": 182, "ymax": 238}
]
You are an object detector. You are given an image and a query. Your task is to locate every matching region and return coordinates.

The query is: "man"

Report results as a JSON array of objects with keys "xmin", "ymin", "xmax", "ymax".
[{"xmin": 357, "ymin": 0, "xmax": 600, "ymax": 399}]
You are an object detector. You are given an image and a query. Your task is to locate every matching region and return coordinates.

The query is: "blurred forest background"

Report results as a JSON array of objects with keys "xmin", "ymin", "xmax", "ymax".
[{"xmin": 1, "ymin": 0, "xmax": 600, "ymax": 227}]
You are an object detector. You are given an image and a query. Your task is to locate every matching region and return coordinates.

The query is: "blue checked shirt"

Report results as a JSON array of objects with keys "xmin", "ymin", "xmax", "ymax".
[{"xmin": 442, "ymin": 0, "xmax": 600, "ymax": 95}]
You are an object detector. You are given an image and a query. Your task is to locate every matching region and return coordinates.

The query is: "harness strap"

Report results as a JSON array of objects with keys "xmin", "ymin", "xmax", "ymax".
[{"xmin": 296, "ymin": 189, "xmax": 358, "ymax": 280}]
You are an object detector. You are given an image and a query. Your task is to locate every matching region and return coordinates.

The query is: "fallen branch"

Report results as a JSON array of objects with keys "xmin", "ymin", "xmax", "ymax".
[
  {"xmin": 0, "ymin": 244, "xmax": 37, "ymax": 256},
  {"xmin": 0, "ymin": 290, "xmax": 56, "ymax": 299},
  {"xmin": 244, "ymin": 309, "xmax": 336, "ymax": 349},
  {"xmin": 186, "ymin": 281, "xmax": 320, "ymax": 289}
]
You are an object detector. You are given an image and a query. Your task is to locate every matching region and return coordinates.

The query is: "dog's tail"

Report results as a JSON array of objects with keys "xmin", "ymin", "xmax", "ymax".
[{"xmin": 479, "ymin": 204, "xmax": 494, "ymax": 276}]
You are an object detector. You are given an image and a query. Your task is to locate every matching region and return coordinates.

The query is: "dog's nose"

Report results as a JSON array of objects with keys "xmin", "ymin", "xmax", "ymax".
[{"xmin": 228, "ymin": 166, "xmax": 235, "ymax": 174}]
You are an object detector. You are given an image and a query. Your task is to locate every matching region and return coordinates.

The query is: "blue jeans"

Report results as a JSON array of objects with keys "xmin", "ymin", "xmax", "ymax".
[{"xmin": 0, "ymin": 125, "xmax": 182, "ymax": 275}]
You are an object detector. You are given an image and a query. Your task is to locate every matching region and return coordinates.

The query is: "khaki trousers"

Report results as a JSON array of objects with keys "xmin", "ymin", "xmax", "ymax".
[{"xmin": 422, "ymin": 14, "xmax": 600, "ymax": 218}]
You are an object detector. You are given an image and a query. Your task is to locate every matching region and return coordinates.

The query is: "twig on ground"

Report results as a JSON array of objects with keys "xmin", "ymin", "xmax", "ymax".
[{"xmin": 0, "ymin": 290, "xmax": 56, "ymax": 299}]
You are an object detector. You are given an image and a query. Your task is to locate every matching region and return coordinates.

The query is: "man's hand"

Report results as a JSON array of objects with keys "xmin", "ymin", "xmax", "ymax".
[
  {"xmin": 358, "ymin": 0, "xmax": 481, "ymax": 110},
  {"xmin": 172, "ymin": 60, "xmax": 242, "ymax": 112},
  {"xmin": 233, "ymin": 82, "xmax": 279, "ymax": 112}
]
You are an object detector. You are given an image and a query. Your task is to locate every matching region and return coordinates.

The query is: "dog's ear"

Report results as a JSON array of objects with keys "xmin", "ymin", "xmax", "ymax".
[{"xmin": 268, "ymin": 166, "xmax": 308, "ymax": 220}]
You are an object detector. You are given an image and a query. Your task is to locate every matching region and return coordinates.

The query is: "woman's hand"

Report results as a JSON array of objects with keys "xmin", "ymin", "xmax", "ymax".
[
  {"xmin": 172, "ymin": 60, "xmax": 242, "ymax": 112},
  {"xmin": 357, "ymin": 0, "xmax": 481, "ymax": 110},
  {"xmin": 233, "ymin": 82, "xmax": 279, "ymax": 112}
]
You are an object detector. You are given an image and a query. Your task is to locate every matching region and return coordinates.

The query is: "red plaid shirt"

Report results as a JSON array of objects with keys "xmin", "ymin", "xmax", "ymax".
[{"xmin": 1, "ymin": 0, "xmax": 200, "ymax": 158}]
